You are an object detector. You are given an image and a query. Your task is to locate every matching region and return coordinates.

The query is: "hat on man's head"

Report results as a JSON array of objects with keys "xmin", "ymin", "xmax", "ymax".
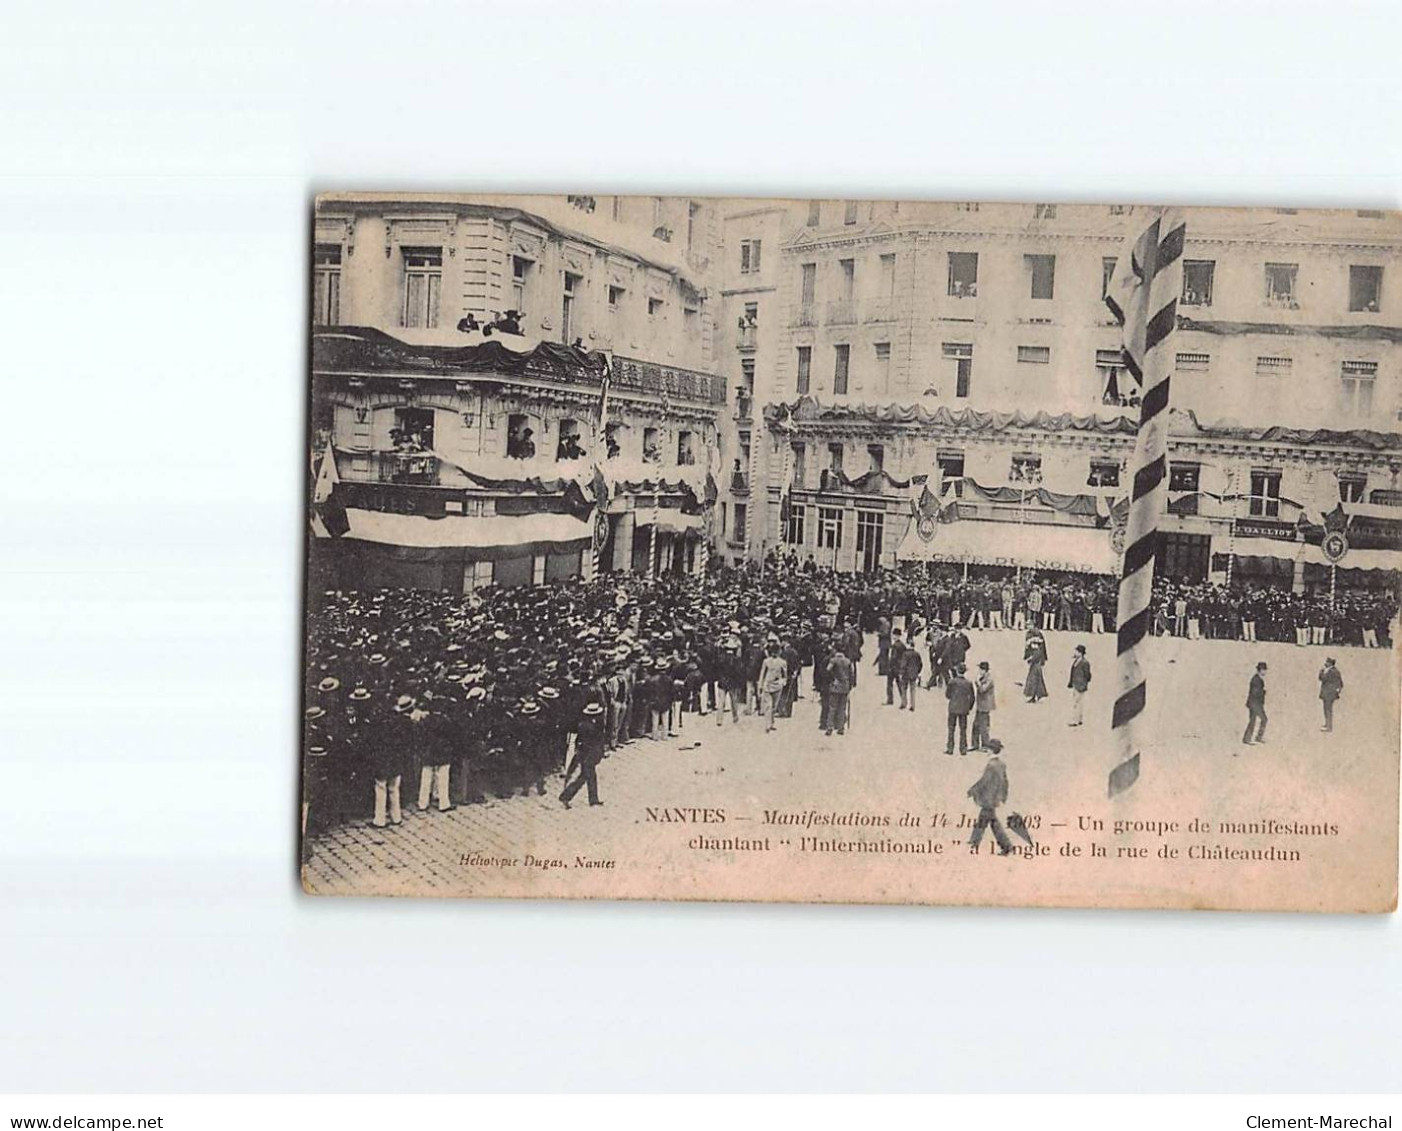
[
  {"xmin": 986, "ymin": 739, "xmax": 1004, "ymax": 754},
  {"xmin": 349, "ymin": 686, "xmax": 371, "ymax": 701},
  {"xmin": 978, "ymin": 661, "xmax": 990, "ymax": 670},
  {"xmin": 582, "ymin": 701, "xmax": 604, "ymax": 717},
  {"xmin": 394, "ymin": 695, "xmax": 416, "ymax": 713},
  {"xmin": 317, "ymin": 676, "xmax": 340, "ymax": 693}
]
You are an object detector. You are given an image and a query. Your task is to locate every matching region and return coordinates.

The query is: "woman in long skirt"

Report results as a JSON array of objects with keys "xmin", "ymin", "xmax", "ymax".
[{"xmin": 1023, "ymin": 631, "xmax": 1049, "ymax": 703}]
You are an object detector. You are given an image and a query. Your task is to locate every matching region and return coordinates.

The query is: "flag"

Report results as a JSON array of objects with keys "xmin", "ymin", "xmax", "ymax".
[
  {"xmin": 312, "ymin": 445, "xmax": 349, "ymax": 538},
  {"xmin": 1105, "ymin": 208, "xmax": 1185, "ymax": 798}
]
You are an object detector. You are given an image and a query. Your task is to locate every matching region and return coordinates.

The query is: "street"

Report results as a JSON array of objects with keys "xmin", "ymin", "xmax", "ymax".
[{"xmin": 303, "ymin": 627, "xmax": 1399, "ymax": 911}]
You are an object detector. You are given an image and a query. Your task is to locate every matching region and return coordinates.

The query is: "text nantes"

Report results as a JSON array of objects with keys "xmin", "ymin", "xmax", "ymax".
[{"xmin": 645, "ymin": 807, "xmax": 727, "ymax": 823}]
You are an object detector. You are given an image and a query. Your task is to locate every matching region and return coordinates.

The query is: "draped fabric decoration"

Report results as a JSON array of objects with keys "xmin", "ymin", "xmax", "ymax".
[
  {"xmin": 1105, "ymin": 207, "xmax": 1186, "ymax": 799},
  {"xmin": 314, "ymin": 326, "xmax": 610, "ymax": 384},
  {"xmin": 312, "ymin": 445, "xmax": 349, "ymax": 538},
  {"xmin": 957, "ymin": 477, "xmax": 1102, "ymax": 518}
]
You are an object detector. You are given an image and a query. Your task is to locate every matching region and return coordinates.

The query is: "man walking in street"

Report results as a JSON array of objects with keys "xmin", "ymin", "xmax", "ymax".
[
  {"xmin": 897, "ymin": 639, "xmax": 923, "ymax": 711},
  {"xmin": 1318, "ymin": 657, "xmax": 1343, "ymax": 733},
  {"xmin": 758, "ymin": 642, "xmax": 789, "ymax": 734},
  {"xmin": 885, "ymin": 628, "xmax": 907, "ymax": 706},
  {"xmin": 824, "ymin": 645, "xmax": 855, "ymax": 736},
  {"xmin": 1242, "ymin": 661, "xmax": 1268, "ymax": 747},
  {"xmin": 560, "ymin": 700, "xmax": 607, "ymax": 808},
  {"xmin": 972, "ymin": 660, "xmax": 996, "ymax": 750},
  {"xmin": 945, "ymin": 663, "xmax": 975, "ymax": 756},
  {"xmin": 1067, "ymin": 644, "xmax": 1092, "ymax": 727},
  {"xmin": 967, "ymin": 739, "xmax": 1014, "ymax": 855}
]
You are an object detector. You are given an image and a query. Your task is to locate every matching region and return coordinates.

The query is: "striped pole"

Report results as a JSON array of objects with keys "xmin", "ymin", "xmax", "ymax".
[
  {"xmin": 650, "ymin": 392, "xmax": 668, "ymax": 578},
  {"xmin": 1106, "ymin": 208, "xmax": 1185, "ymax": 798}
]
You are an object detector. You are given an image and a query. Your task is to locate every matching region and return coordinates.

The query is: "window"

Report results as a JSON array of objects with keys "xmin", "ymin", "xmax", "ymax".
[
  {"xmin": 739, "ymin": 239, "xmax": 763, "ymax": 274},
  {"xmin": 1182, "ymin": 260, "xmax": 1215, "ymax": 307},
  {"xmin": 1176, "ymin": 351, "xmax": 1210, "ymax": 372},
  {"xmin": 1017, "ymin": 345, "xmax": 1051, "ymax": 365},
  {"xmin": 401, "ymin": 247, "xmax": 442, "ymax": 328},
  {"xmin": 561, "ymin": 271, "xmax": 581, "ymax": 344},
  {"xmin": 879, "ymin": 253, "xmax": 896, "ymax": 298},
  {"xmin": 943, "ymin": 341, "xmax": 972, "ymax": 398},
  {"xmin": 1088, "ymin": 459, "xmax": 1120, "ymax": 488},
  {"xmin": 799, "ymin": 262, "xmax": 817, "ymax": 319},
  {"xmin": 1338, "ymin": 473, "xmax": 1368, "ymax": 503},
  {"xmin": 833, "ymin": 344, "xmax": 850, "ymax": 394},
  {"xmin": 838, "ymin": 258, "xmax": 855, "ymax": 302},
  {"xmin": 611, "ymin": 196, "xmax": 624, "ymax": 222},
  {"xmin": 506, "ymin": 414, "xmax": 536, "ymax": 459},
  {"xmin": 687, "ymin": 201, "xmax": 701, "ymax": 251},
  {"xmin": 642, "ymin": 427, "xmax": 661, "ymax": 463},
  {"xmin": 604, "ymin": 423, "xmax": 622, "ymax": 459},
  {"xmin": 648, "ymin": 297, "xmax": 664, "ymax": 318},
  {"xmin": 827, "ymin": 443, "xmax": 844, "ymax": 473},
  {"xmin": 818, "ymin": 506, "xmax": 843, "ymax": 550},
  {"xmin": 1264, "ymin": 262, "xmax": 1299, "ymax": 308},
  {"xmin": 1010, "ymin": 453, "xmax": 1043, "ymax": 483},
  {"xmin": 676, "ymin": 430, "xmax": 696, "ymax": 466},
  {"xmin": 796, "ymin": 346, "xmax": 812, "ymax": 395},
  {"xmin": 1101, "ymin": 257, "xmax": 1117, "ymax": 300},
  {"xmin": 313, "ymin": 244, "xmax": 341, "ymax": 325},
  {"xmin": 1249, "ymin": 469, "xmax": 1282, "ymax": 518},
  {"xmin": 740, "ymin": 357, "xmax": 756, "ymax": 391},
  {"xmin": 1349, "ymin": 265, "xmax": 1383, "ymax": 312},
  {"xmin": 652, "ymin": 197, "xmax": 665, "ymax": 226},
  {"xmin": 1256, "ymin": 355, "xmax": 1292, "ymax": 376},
  {"xmin": 1025, "ymin": 254, "xmax": 1056, "ymax": 300},
  {"xmin": 867, "ymin": 444, "xmax": 884, "ymax": 473},
  {"xmin": 733, "ymin": 502, "xmax": 748, "ymax": 541},
  {"xmin": 511, "ymin": 255, "xmax": 531, "ymax": 314},
  {"xmin": 608, "ymin": 284, "xmax": 625, "ymax": 310},
  {"xmin": 874, "ymin": 342, "xmax": 891, "ymax": 390},
  {"xmin": 791, "ymin": 442, "xmax": 806, "ymax": 488},
  {"xmin": 937, "ymin": 449, "xmax": 965, "ymax": 481},
  {"xmin": 1169, "ymin": 462, "xmax": 1200, "ymax": 493},
  {"xmin": 556, "ymin": 418, "xmax": 585, "ymax": 461},
  {"xmin": 948, "ymin": 252, "xmax": 978, "ymax": 297},
  {"xmin": 1096, "ymin": 348, "xmax": 1127, "ymax": 404},
  {"xmin": 391, "ymin": 407, "xmax": 434, "ymax": 452},
  {"xmin": 786, "ymin": 503, "xmax": 807, "ymax": 545},
  {"xmin": 1108, "ymin": 205, "xmax": 1131, "ymax": 216},
  {"xmin": 844, "ymin": 200, "xmax": 859, "ymax": 225},
  {"xmin": 1341, "ymin": 360, "xmax": 1377, "ymax": 416},
  {"xmin": 807, "ymin": 200, "xmax": 821, "ymax": 227},
  {"xmin": 955, "ymin": 202, "xmax": 979, "ymax": 213},
  {"xmin": 743, "ymin": 301, "xmax": 758, "ymax": 326},
  {"xmin": 1033, "ymin": 203, "xmax": 1057, "ymax": 220},
  {"xmin": 856, "ymin": 509, "xmax": 885, "ymax": 572}
]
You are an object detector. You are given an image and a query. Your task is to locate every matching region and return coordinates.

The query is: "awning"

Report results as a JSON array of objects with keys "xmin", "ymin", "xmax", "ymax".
[
  {"xmin": 1229, "ymin": 536, "xmax": 1402, "ymax": 573},
  {"xmin": 896, "ymin": 518, "xmax": 1118, "ymax": 574},
  {"xmin": 636, "ymin": 511, "xmax": 703, "ymax": 535},
  {"xmin": 343, "ymin": 508, "xmax": 591, "ymax": 550}
]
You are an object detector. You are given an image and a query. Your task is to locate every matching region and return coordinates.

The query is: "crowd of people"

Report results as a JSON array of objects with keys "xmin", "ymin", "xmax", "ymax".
[{"xmin": 302, "ymin": 558, "xmax": 1399, "ymax": 844}]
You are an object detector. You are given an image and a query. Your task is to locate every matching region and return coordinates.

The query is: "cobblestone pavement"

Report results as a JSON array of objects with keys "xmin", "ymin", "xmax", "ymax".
[{"xmin": 302, "ymin": 628, "xmax": 1398, "ymax": 908}]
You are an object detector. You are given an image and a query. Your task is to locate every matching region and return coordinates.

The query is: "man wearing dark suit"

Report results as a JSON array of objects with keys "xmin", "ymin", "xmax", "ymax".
[
  {"xmin": 897, "ymin": 643, "xmax": 923, "ymax": 711},
  {"xmin": 560, "ymin": 699, "xmax": 607, "ymax": 808},
  {"xmin": 945, "ymin": 664, "xmax": 976, "ymax": 756},
  {"xmin": 885, "ymin": 629, "xmax": 907, "ymax": 705},
  {"xmin": 824, "ymin": 648, "xmax": 855, "ymax": 736},
  {"xmin": 1318, "ymin": 658, "xmax": 1343, "ymax": 732},
  {"xmin": 1067, "ymin": 645, "xmax": 1092, "ymax": 727},
  {"xmin": 1242, "ymin": 661, "xmax": 1268, "ymax": 746}
]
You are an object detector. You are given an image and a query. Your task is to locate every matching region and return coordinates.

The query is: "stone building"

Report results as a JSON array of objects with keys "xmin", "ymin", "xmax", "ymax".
[
  {"xmin": 308, "ymin": 194, "xmax": 726, "ymax": 592},
  {"xmin": 747, "ymin": 201, "xmax": 1402, "ymax": 591}
]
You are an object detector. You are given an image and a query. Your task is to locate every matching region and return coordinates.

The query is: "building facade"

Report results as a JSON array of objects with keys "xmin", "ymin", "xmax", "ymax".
[
  {"xmin": 748, "ymin": 201, "xmax": 1402, "ymax": 590},
  {"xmin": 309, "ymin": 194, "xmax": 726, "ymax": 593}
]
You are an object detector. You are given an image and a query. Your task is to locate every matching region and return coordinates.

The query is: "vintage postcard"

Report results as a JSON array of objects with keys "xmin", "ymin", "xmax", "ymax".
[{"xmin": 300, "ymin": 193, "xmax": 1400, "ymax": 912}]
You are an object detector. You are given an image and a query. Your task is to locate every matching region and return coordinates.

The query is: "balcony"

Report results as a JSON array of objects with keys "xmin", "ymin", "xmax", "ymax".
[
  {"xmin": 864, "ymin": 298, "xmax": 897, "ymax": 323},
  {"xmin": 730, "ymin": 472, "xmax": 750, "ymax": 496},
  {"xmin": 826, "ymin": 299, "xmax": 857, "ymax": 325},
  {"xmin": 792, "ymin": 303, "xmax": 817, "ymax": 328},
  {"xmin": 374, "ymin": 450, "xmax": 440, "ymax": 486},
  {"xmin": 611, "ymin": 355, "xmax": 727, "ymax": 405},
  {"xmin": 736, "ymin": 323, "xmax": 758, "ymax": 350}
]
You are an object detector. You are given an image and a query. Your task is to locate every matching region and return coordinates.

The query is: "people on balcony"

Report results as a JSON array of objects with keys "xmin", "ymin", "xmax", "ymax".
[
  {"xmin": 507, "ymin": 426, "xmax": 535, "ymax": 460},
  {"xmin": 557, "ymin": 432, "xmax": 585, "ymax": 462}
]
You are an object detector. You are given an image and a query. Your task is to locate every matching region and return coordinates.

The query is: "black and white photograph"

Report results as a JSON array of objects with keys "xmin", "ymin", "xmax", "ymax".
[{"xmin": 301, "ymin": 194, "xmax": 1400, "ymax": 911}]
